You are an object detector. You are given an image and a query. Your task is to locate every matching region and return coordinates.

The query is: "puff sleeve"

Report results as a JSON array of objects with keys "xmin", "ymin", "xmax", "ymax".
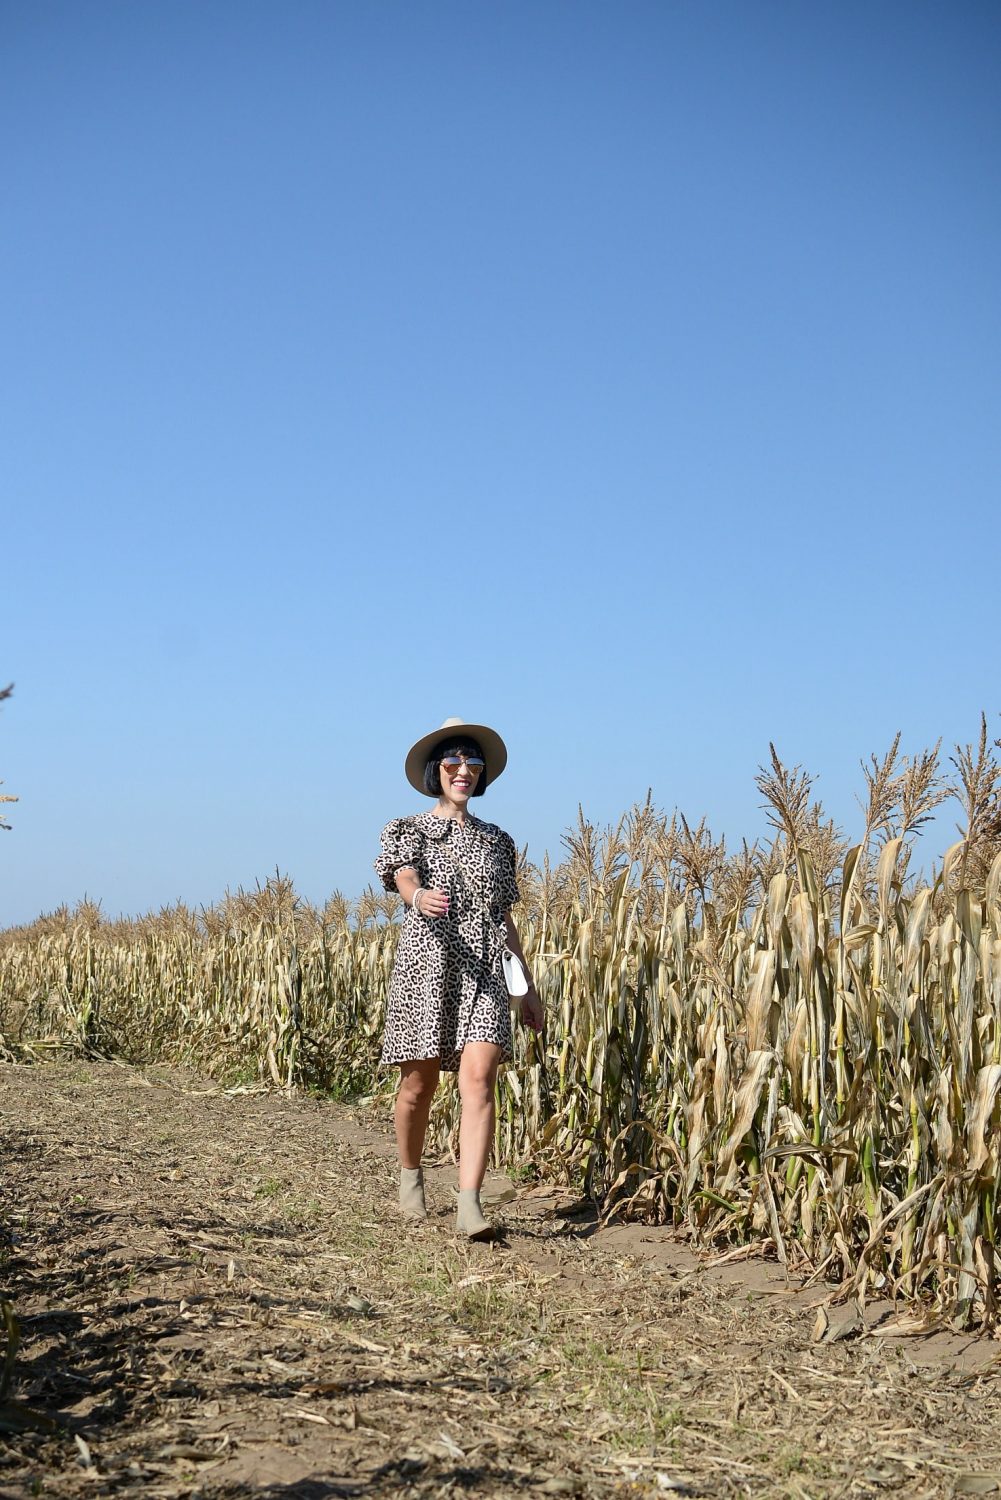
[
  {"xmin": 373, "ymin": 817, "xmax": 425, "ymax": 893},
  {"xmin": 498, "ymin": 830, "xmax": 521, "ymax": 909}
]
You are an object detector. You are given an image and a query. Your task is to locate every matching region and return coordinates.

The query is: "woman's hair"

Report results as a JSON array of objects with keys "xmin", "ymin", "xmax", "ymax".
[{"xmin": 423, "ymin": 736, "xmax": 489, "ymax": 797}]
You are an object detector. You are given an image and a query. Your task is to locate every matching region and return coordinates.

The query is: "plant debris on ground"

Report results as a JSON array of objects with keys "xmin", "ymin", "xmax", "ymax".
[{"xmin": 2, "ymin": 1060, "xmax": 1001, "ymax": 1498}]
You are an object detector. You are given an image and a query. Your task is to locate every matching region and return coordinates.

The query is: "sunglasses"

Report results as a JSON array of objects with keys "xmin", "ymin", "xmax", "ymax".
[{"xmin": 441, "ymin": 756, "xmax": 485, "ymax": 775}]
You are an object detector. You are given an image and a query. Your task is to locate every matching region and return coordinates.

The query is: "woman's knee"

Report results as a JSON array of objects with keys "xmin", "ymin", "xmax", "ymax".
[
  {"xmin": 458, "ymin": 1059, "xmax": 498, "ymax": 1101},
  {"xmin": 398, "ymin": 1061, "xmax": 439, "ymax": 1105}
]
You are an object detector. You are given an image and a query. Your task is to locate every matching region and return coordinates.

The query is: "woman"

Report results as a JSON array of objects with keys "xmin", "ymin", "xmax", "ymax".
[{"xmin": 374, "ymin": 716, "xmax": 543, "ymax": 1240}]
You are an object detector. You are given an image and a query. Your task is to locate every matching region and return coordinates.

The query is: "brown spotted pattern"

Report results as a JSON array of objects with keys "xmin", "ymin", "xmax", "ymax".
[{"xmin": 374, "ymin": 810, "xmax": 520, "ymax": 1072}]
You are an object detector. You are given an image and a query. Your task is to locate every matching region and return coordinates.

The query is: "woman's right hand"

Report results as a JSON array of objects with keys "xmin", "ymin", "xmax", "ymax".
[{"xmin": 417, "ymin": 886, "xmax": 450, "ymax": 918}]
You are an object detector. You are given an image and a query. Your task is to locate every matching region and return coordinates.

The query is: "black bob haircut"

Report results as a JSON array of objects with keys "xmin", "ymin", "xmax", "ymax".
[{"xmin": 422, "ymin": 736, "xmax": 489, "ymax": 797}]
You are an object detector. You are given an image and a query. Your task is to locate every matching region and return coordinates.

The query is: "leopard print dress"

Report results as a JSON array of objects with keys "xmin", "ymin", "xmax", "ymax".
[{"xmin": 374, "ymin": 810, "xmax": 521, "ymax": 1072}]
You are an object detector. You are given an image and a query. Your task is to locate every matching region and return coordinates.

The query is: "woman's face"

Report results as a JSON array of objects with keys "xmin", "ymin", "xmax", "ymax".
[{"xmin": 438, "ymin": 744, "xmax": 484, "ymax": 807}]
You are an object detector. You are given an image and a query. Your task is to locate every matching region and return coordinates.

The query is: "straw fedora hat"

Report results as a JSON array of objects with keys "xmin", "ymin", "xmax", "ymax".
[{"xmin": 405, "ymin": 717, "xmax": 508, "ymax": 796}]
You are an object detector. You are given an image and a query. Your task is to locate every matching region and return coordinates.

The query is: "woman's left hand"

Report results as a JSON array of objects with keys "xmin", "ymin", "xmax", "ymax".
[{"xmin": 518, "ymin": 985, "xmax": 543, "ymax": 1034}]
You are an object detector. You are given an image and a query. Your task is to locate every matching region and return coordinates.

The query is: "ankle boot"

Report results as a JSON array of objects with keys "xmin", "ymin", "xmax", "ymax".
[
  {"xmin": 456, "ymin": 1188, "xmax": 493, "ymax": 1241},
  {"xmin": 399, "ymin": 1166, "xmax": 427, "ymax": 1220}
]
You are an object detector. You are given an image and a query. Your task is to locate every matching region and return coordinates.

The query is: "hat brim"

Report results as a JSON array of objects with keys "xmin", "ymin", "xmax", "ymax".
[{"xmin": 405, "ymin": 721, "xmax": 508, "ymax": 796}]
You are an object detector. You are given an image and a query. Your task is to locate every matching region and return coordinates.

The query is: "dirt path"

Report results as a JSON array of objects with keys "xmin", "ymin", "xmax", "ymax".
[{"xmin": 2, "ymin": 1060, "xmax": 1001, "ymax": 1499}]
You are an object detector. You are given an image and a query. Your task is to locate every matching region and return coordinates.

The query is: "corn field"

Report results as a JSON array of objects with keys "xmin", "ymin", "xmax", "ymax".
[{"xmin": 3, "ymin": 724, "xmax": 1001, "ymax": 1326}]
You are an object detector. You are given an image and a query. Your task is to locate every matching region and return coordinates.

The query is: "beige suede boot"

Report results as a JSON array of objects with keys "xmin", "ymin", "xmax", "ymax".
[
  {"xmin": 399, "ymin": 1166, "xmax": 427, "ymax": 1220},
  {"xmin": 456, "ymin": 1188, "xmax": 494, "ymax": 1241}
]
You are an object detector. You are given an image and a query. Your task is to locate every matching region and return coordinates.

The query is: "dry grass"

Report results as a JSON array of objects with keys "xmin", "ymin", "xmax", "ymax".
[
  {"xmin": 2, "ymin": 725, "xmax": 1001, "ymax": 1325},
  {"xmin": 3, "ymin": 1059, "xmax": 1001, "ymax": 1498}
]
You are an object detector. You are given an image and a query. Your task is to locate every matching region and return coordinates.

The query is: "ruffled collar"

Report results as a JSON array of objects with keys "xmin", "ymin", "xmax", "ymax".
[{"xmin": 416, "ymin": 809, "xmax": 501, "ymax": 844}]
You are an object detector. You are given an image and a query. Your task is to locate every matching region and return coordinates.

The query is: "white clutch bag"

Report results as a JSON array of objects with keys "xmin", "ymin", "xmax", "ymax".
[{"xmin": 502, "ymin": 947, "xmax": 529, "ymax": 997}]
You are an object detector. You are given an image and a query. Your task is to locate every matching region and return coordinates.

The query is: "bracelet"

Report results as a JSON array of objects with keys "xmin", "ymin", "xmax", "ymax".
[{"xmin": 412, "ymin": 887, "xmax": 425, "ymax": 913}]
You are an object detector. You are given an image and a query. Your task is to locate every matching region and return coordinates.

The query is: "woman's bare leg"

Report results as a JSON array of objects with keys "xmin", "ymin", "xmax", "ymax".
[
  {"xmin": 456, "ymin": 1041, "xmax": 502, "ymax": 1191},
  {"xmin": 395, "ymin": 1058, "xmax": 440, "ymax": 1168}
]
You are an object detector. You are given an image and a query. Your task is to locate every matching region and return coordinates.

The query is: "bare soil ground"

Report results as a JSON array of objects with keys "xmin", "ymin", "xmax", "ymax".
[{"xmin": 2, "ymin": 1060, "xmax": 1001, "ymax": 1499}]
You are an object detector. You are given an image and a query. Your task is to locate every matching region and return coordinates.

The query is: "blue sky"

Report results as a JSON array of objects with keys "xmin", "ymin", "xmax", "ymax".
[{"xmin": 2, "ymin": 2, "xmax": 999, "ymax": 924}]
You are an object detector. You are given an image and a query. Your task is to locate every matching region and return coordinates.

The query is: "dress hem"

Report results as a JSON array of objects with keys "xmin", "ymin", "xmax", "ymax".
[{"xmin": 379, "ymin": 1042, "xmax": 513, "ymax": 1075}]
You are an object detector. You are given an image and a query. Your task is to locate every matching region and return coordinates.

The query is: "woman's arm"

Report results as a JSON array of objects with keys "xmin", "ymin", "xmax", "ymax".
[
  {"xmin": 504, "ymin": 911, "xmax": 543, "ymax": 1032},
  {"xmin": 395, "ymin": 866, "xmax": 449, "ymax": 918}
]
